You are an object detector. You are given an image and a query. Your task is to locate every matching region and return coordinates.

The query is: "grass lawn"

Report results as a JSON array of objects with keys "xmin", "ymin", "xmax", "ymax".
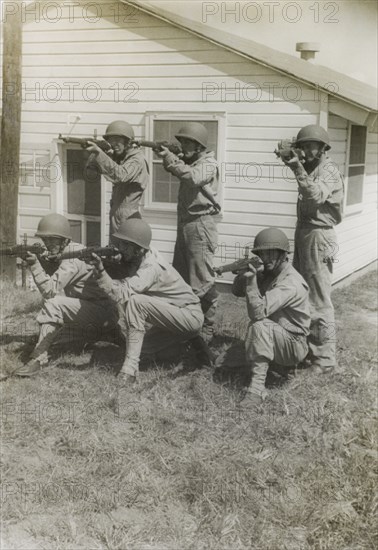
[{"xmin": 0, "ymin": 269, "xmax": 377, "ymax": 550}]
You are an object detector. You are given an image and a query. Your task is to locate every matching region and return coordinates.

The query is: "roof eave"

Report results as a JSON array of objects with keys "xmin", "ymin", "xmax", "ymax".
[{"xmin": 123, "ymin": 0, "xmax": 377, "ymax": 113}]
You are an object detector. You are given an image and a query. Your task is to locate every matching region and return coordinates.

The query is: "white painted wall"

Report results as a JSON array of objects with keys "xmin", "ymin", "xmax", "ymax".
[{"xmin": 13, "ymin": 0, "xmax": 377, "ymax": 283}]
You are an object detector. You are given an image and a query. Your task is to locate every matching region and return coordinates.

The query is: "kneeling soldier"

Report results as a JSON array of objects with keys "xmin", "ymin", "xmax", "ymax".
[
  {"xmin": 232, "ymin": 228, "xmax": 311, "ymax": 405},
  {"xmin": 90, "ymin": 219, "xmax": 205, "ymax": 383},
  {"xmin": 14, "ymin": 213, "xmax": 118, "ymax": 377}
]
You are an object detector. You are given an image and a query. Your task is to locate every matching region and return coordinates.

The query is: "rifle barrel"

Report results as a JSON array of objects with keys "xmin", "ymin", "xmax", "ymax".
[{"xmin": 56, "ymin": 246, "xmax": 119, "ymax": 261}]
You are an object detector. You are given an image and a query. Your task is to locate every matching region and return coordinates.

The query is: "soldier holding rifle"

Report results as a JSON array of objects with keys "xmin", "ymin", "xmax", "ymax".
[
  {"xmin": 89, "ymin": 219, "xmax": 204, "ymax": 384},
  {"xmin": 232, "ymin": 228, "xmax": 310, "ymax": 406},
  {"xmin": 156, "ymin": 122, "xmax": 219, "ymax": 365},
  {"xmin": 85, "ymin": 120, "xmax": 149, "ymax": 234},
  {"xmin": 13, "ymin": 213, "xmax": 118, "ymax": 377},
  {"xmin": 276, "ymin": 125, "xmax": 344, "ymax": 373}
]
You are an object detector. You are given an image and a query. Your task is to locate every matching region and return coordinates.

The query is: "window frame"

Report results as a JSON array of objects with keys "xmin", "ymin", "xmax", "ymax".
[
  {"xmin": 142, "ymin": 111, "xmax": 226, "ymax": 214},
  {"xmin": 344, "ymin": 122, "xmax": 367, "ymax": 215},
  {"xmin": 54, "ymin": 141, "xmax": 106, "ymax": 245}
]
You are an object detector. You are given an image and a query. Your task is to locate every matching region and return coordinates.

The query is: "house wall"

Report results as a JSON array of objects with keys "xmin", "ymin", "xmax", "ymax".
[
  {"xmin": 328, "ymin": 114, "xmax": 378, "ymax": 282},
  {"xmin": 10, "ymin": 0, "xmax": 377, "ymax": 282}
]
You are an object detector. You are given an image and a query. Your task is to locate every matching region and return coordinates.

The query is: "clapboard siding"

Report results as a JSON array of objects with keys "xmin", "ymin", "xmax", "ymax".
[
  {"xmin": 13, "ymin": 0, "xmax": 377, "ymax": 283},
  {"xmin": 328, "ymin": 115, "xmax": 377, "ymax": 281}
]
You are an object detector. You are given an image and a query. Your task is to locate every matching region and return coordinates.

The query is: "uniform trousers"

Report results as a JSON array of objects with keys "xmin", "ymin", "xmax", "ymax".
[
  {"xmin": 293, "ymin": 226, "xmax": 337, "ymax": 368},
  {"xmin": 118, "ymin": 294, "xmax": 204, "ymax": 377},
  {"xmin": 246, "ymin": 319, "xmax": 308, "ymax": 398},
  {"xmin": 173, "ymin": 215, "xmax": 218, "ymax": 342}
]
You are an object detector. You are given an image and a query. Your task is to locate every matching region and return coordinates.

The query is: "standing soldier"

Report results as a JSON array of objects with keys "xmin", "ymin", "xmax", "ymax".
[
  {"xmin": 232, "ymin": 228, "xmax": 310, "ymax": 405},
  {"xmin": 280, "ymin": 125, "xmax": 344, "ymax": 373},
  {"xmin": 156, "ymin": 122, "xmax": 219, "ymax": 364},
  {"xmin": 13, "ymin": 214, "xmax": 118, "ymax": 377},
  {"xmin": 86, "ymin": 120, "xmax": 149, "ymax": 234}
]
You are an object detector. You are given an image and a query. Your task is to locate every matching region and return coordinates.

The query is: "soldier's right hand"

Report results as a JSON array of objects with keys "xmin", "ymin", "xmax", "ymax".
[
  {"xmin": 25, "ymin": 252, "xmax": 38, "ymax": 266},
  {"xmin": 154, "ymin": 145, "xmax": 169, "ymax": 158}
]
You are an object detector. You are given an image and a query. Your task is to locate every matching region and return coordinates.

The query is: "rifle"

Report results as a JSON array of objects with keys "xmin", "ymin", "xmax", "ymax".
[
  {"xmin": 214, "ymin": 248, "xmax": 263, "ymax": 275},
  {"xmin": 51, "ymin": 245, "xmax": 119, "ymax": 262},
  {"xmin": 0, "ymin": 242, "xmax": 59, "ymax": 277},
  {"xmin": 49, "ymin": 245, "xmax": 131, "ymax": 279},
  {"xmin": 58, "ymin": 134, "xmax": 112, "ymax": 153},
  {"xmin": 274, "ymin": 138, "xmax": 305, "ymax": 163},
  {"xmin": 0, "ymin": 243, "xmax": 47, "ymax": 259},
  {"xmin": 132, "ymin": 139, "xmax": 183, "ymax": 157}
]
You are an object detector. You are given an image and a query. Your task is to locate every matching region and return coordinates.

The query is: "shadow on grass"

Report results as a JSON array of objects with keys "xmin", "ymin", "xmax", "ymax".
[{"xmin": 212, "ymin": 335, "xmax": 295, "ymax": 392}]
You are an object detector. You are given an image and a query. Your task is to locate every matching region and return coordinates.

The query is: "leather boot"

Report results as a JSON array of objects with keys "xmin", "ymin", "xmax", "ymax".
[{"xmin": 13, "ymin": 323, "xmax": 60, "ymax": 377}]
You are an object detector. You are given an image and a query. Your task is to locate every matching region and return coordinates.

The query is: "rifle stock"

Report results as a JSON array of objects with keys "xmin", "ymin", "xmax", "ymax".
[
  {"xmin": 132, "ymin": 139, "xmax": 182, "ymax": 157},
  {"xmin": 214, "ymin": 255, "xmax": 263, "ymax": 275}
]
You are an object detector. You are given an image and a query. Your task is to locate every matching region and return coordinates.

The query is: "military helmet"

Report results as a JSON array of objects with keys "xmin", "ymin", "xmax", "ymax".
[
  {"xmin": 35, "ymin": 213, "xmax": 71, "ymax": 240},
  {"xmin": 295, "ymin": 125, "xmax": 331, "ymax": 150},
  {"xmin": 103, "ymin": 120, "xmax": 134, "ymax": 141},
  {"xmin": 252, "ymin": 228, "xmax": 290, "ymax": 254},
  {"xmin": 112, "ymin": 219, "xmax": 152, "ymax": 250},
  {"xmin": 175, "ymin": 122, "xmax": 208, "ymax": 148}
]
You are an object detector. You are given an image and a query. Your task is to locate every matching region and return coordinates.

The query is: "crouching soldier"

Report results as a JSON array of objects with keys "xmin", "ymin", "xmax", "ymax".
[
  {"xmin": 13, "ymin": 214, "xmax": 118, "ymax": 377},
  {"xmin": 89, "ymin": 219, "xmax": 205, "ymax": 383},
  {"xmin": 156, "ymin": 122, "xmax": 219, "ymax": 363},
  {"xmin": 232, "ymin": 228, "xmax": 311, "ymax": 406}
]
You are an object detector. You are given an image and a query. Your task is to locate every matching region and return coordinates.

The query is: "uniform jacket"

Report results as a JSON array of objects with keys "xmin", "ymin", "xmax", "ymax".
[
  {"xmin": 233, "ymin": 262, "xmax": 310, "ymax": 336},
  {"xmin": 293, "ymin": 155, "xmax": 344, "ymax": 227},
  {"xmin": 97, "ymin": 247, "xmax": 200, "ymax": 308},
  {"xmin": 88, "ymin": 148, "xmax": 149, "ymax": 231},
  {"xmin": 162, "ymin": 151, "xmax": 219, "ymax": 224},
  {"xmin": 30, "ymin": 243, "xmax": 109, "ymax": 301}
]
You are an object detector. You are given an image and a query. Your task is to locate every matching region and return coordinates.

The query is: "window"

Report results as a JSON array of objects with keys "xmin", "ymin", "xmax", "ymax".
[
  {"xmin": 345, "ymin": 124, "xmax": 367, "ymax": 211},
  {"xmin": 143, "ymin": 113, "xmax": 225, "ymax": 211},
  {"xmin": 64, "ymin": 149, "xmax": 102, "ymax": 245},
  {"xmin": 19, "ymin": 148, "xmax": 50, "ymax": 187}
]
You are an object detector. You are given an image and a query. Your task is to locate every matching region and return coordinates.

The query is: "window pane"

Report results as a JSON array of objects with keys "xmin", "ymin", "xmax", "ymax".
[
  {"xmin": 153, "ymin": 164, "xmax": 179, "ymax": 203},
  {"xmin": 346, "ymin": 166, "xmax": 364, "ymax": 205},
  {"xmin": 86, "ymin": 221, "xmax": 101, "ymax": 246},
  {"xmin": 67, "ymin": 150, "xmax": 101, "ymax": 216},
  {"xmin": 349, "ymin": 125, "xmax": 367, "ymax": 165},
  {"xmin": 68, "ymin": 219, "xmax": 82, "ymax": 243}
]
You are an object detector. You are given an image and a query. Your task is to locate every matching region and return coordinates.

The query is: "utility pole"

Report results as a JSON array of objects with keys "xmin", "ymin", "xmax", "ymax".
[{"xmin": 0, "ymin": 4, "xmax": 23, "ymax": 282}]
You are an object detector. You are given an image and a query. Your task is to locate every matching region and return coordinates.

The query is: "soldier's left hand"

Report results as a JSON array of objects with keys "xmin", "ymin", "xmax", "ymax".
[
  {"xmin": 25, "ymin": 252, "xmax": 38, "ymax": 266},
  {"xmin": 283, "ymin": 151, "xmax": 303, "ymax": 171},
  {"xmin": 154, "ymin": 145, "xmax": 169, "ymax": 158},
  {"xmin": 88, "ymin": 253, "xmax": 105, "ymax": 275},
  {"xmin": 86, "ymin": 142, "xmax": 102, "ymax": 155},
  {"xmin": 242, "ymin": 262, "xmax": 258, "ymax": 279}
]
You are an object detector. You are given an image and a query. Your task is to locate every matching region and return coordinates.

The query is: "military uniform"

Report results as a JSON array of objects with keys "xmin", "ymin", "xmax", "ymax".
[
  {"xmin": 233, "ymin": 262, "xmax": 310, "ymax": 398},
  {"xmin": 12, "ymin": 242, "xmax": 118, "ymax": 377},
  {"xmin": 292, "ymin": 154, "xmax": 343, "ymax": 369},
  {"xmin": 162, "ymin": 150, "xmax": 219, "ymax": 342},
  {"xmin": 87, "ymin": 148, "xmax": 149, "ymax": 234},
  {"xmin": 96, "ymin": 246, "xmax": 204, "ymax": 377},
  {"xmin": 30, "ymin": 243, "xmax": 118, "ymax": 347}
]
